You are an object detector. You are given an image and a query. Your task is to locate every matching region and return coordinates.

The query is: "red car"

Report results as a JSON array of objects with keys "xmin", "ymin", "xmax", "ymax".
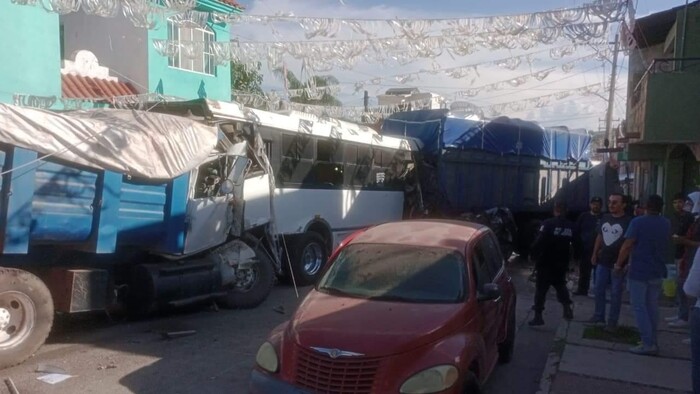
[{"xmin": 250, "ymin": 220, "xmax": 517, "ymax": 394}]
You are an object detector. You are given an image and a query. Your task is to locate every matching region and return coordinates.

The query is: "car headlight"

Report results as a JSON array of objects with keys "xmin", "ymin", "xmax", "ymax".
[
  {"xmin": 399, "ymin": 365, "xmax": 459, "ymax": 394},
  {"xmin": 255, "ymin": 342, "xmax": 279, "ymax": 373}
]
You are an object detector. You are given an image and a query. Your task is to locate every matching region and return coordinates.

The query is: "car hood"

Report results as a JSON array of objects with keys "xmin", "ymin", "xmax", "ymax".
[{"xmin": 288, "ymin": 290, "xmax": 465, "ymax": 357}]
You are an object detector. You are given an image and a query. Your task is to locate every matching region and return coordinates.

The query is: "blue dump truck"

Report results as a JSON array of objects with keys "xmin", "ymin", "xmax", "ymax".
[
  {"xmin": 382, "ymin": 109, "xmax": 620, "ymax": 256},
  {"xmin": 0, "ymin": 103, "xmax": 279, "ymax": 368}
]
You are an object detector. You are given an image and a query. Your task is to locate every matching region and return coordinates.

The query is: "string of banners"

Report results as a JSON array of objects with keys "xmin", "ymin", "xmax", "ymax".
[
  {"xmin": 229, "ymin": 0, "xmax": 628, "ymax": 40},
  {"xmin": 8, "ymin": 0, "xmax": 238, "ymax": 28},
  {"xmin": 11, "ymin": 0, "xmax": 627, "ymax": 33},
  {"xmin": 282, "ymin": 48, "xmax": 608, "ymax": 100},
  {"xmin": 154, "ymin": 26, "xmax": 610, "ymax": 74},
  {"xmin": 233, "ymin": 83, "xmax": 604, "ymax": 123}
]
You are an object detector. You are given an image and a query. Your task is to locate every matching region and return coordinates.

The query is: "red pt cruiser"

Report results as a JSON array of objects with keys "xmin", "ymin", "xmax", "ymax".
[{"xmin": 250, "ymin": 220, "xmax": 517, "ymax": 394}]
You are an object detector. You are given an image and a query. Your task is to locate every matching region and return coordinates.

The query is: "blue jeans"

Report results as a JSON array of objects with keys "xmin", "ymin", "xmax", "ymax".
[
  {"xmin": 691, "ymin": 307, "xmax": 700, "ymax": 394},
  {"xmin": 628, "ymin": 278, "xmax": 662, "ymax": 348},
  {"xmin": 593, "ymin": 265, "xmax": 625, "ymax": 325}
]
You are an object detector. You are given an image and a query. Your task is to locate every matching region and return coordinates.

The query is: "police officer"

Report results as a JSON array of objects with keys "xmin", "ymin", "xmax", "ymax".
[{"xmin": 530, "ymin": 201, "xmax": 575, "ymax": 326}]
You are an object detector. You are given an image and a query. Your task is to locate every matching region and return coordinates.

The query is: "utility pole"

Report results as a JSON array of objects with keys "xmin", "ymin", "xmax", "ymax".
[{"xmin": 604, "ymin": 33, "xmax": 621, "ymax": 149}]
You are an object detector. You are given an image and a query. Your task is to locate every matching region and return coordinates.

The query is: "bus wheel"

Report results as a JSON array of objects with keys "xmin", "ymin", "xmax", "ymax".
[
  {"xmin": 288, "ymin": 233, "xmax": 328, "ymax": 286},
  {"xmin": 0, "ymin": 268, "xmax": 54, "ymax": 369}
]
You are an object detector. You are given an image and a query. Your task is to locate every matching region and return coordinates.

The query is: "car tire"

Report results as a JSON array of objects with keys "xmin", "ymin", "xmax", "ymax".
[
  {"xmin": 0, "ymin": 268, "xmax": 54, "ymax": 369},
  {"xmin": 217, "ymin": 244, "xmax": 276, "ymax": 309},
  {"xmin": 287, "ymin": 232, "xmax": 328, "ymax": 286},
  {"xmin": 498, "ymin": 306, "xmax": 516, "ymax": 363},
  {"xmin": 462, "ymin": 370, "xmax": 481, "ymax": 394}
]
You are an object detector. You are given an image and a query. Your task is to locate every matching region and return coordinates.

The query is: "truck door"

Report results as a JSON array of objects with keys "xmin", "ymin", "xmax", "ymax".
[{"xmin": 183, "ymin": 152, "xmax": 249, "ymax": 254}]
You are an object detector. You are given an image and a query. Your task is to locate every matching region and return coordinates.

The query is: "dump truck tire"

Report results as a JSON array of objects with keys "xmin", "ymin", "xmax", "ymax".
[
  {"xmin": 217, "ymin": 245, "xmax": 275, "ymax": 309},
  {"xmin": 0, "ymin": 268, "xmax": 54, "ymax": 369}
]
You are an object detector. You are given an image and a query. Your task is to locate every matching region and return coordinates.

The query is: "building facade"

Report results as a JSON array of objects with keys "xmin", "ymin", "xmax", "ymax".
[
  {"xmin": 0, "ymin": 3, "xmax": 62, "ymax": 107},
  {"xmin": 61, "ymin": 0, "xmax": 241, "ymax": 102},
  {"xmin": 622, "ymin": 1, "xmax": 700, "ymax": 210}
]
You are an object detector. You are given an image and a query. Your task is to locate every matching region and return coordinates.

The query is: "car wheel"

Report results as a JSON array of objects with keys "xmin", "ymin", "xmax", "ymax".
[
  {"xmin": 0, "ymin": 268, "xmax": 54, "ymax": 369},
  {"xmin": 287, "ymin": 232, "xmax": 328, "ymax": 286},
  {"xmin": 498, "ymin": 307, "xmax": 516, "ymax": 364},
  {"xmin": 462, "ymin": 370, "xmax": 481, "ymax": 394}
]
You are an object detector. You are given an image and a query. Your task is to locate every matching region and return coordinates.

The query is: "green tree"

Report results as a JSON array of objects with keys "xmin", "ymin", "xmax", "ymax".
[
  {"xmin": 274, "ymin": 69, "xmax": 342, "ymax": 106},
  {"xmin": 231, "ymin": 61, "xmax": 264, "ymax": 96}
]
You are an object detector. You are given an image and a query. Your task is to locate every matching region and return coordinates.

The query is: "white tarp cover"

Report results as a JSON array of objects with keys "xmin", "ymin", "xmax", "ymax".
[{"xmin": 0, "ymin": 103, "xmax": 218, "ymax": 179}]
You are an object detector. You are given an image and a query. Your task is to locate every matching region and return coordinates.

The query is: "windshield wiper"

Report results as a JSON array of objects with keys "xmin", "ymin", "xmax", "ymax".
[
  {"xmin": 366, "ymin": 294, "xmax": 413, "ymax": 302},
  {"xmin": 318, "ymin": 286, "xmax": 357, "ymax": 298}
]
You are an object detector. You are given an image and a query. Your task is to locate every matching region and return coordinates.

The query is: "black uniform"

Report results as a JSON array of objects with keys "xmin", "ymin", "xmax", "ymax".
[
  {"xmin": 532, "ymin": 215, "xmax": 575, "ymax": 313},
  {"xmin": 574, "ymin": 211, "xmax": 602, "ymax": 294}
]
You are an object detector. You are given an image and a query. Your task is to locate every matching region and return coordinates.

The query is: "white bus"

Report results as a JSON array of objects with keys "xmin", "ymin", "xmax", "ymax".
[{"xmin": 153, "ymin": 99, "xmax": 415, "ymax": 285}]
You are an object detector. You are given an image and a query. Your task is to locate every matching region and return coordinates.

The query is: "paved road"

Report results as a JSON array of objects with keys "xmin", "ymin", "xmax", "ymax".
[
  {"xmin": 0, "ymin": 259, "xmax": 562, "ymax": 393},
  {"xmin": 483, "ymin": 260, "xmax": 565, "ymax": 394}
]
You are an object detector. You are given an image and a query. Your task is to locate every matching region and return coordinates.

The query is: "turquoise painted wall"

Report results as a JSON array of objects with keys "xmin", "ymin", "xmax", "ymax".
[
  {"xmin": 147, "ymin": 17, "xmax": 232, "ymax": 101},
  {"xmin": 0, "ymin": 4, "xmax": 61, "ymax": 106}
]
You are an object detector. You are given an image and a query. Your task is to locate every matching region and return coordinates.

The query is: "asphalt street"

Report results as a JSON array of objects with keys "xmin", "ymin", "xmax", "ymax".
[{"xmin": 0, "ymin": 259, "xmax": 561, "ymax": 394}]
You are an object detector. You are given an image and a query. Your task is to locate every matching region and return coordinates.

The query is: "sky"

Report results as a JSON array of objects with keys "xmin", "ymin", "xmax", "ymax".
[{"xmin": 232, "ymin": 0, "xmax": 690, "ymax": 130}]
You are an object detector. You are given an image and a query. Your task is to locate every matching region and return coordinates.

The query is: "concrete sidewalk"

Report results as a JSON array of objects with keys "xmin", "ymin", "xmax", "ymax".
[{"xmin": 536, "ymin": 287, "xmax": 693, "ymax": 394}]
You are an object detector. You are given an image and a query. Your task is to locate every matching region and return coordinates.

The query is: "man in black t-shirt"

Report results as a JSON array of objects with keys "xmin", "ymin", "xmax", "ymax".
[
  {"xmin": 573, "ymin": 196, "xmax": 603, "ymax": 295},
  {"xmin": 589, "ymin": 193, "xmax": 631, "ymax": 330}
]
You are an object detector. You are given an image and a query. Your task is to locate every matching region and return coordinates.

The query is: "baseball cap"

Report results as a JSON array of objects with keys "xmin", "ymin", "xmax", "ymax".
[{"xmin": 590, "ymin": 196, "xmax": 602, "ymax": 203}]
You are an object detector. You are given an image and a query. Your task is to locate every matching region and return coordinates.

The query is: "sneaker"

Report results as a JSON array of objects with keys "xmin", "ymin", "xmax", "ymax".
[
  {"xmin": 629, "ymin": 344, "xmax": 659, "ymax": 356},
  {"xmin": 682, "ymin": 338, "xmax": 692, "ymax": 345},
  {"xmin": 668, "ymin": 319, "xmax": 689, "ymax": 328},
  {"xmin": 529, "ymin": 315, "xmax": 545, "ymax": 326},
  {"xmin": 665, "ymin": 315, "xmax": 681, "ymax": 322}
]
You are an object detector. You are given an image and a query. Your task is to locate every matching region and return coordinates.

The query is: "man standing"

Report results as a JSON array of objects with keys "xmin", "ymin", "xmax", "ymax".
[
  {"xmin": 574, "ymin": 196, "xmax": 603, "ymax": 296},
  {"xmin": 667, "ymin": 193, "xmax": 695, "ymax": 328},
  {"xmin": 589, "ymin": 193, "xmax": 631, "ymax": 331},
  {"xmin": 529, "ymin": 201, "xmax": 575, "ymax": 326},
  {"xmin": 615, "ymin": 194, "xmax": 671, "ymax": 355},
  {"xmin": 683, "ymin": 247, "xmax": 700, "ymax": 394}
]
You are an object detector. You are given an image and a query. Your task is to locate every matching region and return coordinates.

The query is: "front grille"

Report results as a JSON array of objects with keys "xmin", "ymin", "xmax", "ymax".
[{"xmin": 295, "ymin": 346, "xmax": 381, "ymax": 394}]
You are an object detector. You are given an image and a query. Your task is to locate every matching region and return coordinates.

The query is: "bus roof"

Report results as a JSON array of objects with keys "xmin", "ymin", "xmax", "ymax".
[{"xmin": 139, "ymin": 99, "xmax": 416, "ymax": 152}]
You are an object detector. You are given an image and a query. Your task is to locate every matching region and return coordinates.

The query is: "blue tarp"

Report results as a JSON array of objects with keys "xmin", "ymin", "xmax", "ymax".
[{"xmin": 382, "ymin": 110, "xmax": 591, "ymax": 162}]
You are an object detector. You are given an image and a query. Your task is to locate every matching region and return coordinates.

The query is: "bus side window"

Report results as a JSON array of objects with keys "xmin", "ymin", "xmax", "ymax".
[
  {"xmin": 279, "ymin": 134, "xmax": 314, "ymax": 186},
  {"xmin": 314, "ymin": 138, "xmax": 343, "ymax": 188}
]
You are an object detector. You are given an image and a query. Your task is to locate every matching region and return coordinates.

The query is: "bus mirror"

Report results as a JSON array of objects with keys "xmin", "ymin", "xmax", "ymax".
[{"xmin": 220, "ymin": 179, "xmax": 235, "ymax": 195}]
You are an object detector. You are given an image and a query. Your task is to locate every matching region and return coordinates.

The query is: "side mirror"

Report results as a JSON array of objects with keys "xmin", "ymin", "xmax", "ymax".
[
  {"xmin": 477, "ymin": 283, "xmax": 501, "ymax": 302},
  {"xmin": 220, "ymin": 179, "xmax": 235, "ymax": 195}
]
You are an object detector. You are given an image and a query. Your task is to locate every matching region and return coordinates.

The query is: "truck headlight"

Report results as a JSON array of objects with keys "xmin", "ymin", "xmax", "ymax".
[
  {"xmin": 399, "ymin": 365, "xmax": 459, "ymax": 394},
  {"xmin": 255, "ymin": 342, "xmax": 279, "ymax": 373}
]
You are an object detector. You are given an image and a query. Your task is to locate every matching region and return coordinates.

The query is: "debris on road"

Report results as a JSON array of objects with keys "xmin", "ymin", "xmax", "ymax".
[
  {"xmin": 3, "ymin": 377, "xmax": 20, "ymax": 394},
  {"xmin": 97, "ymin": 362, "xmax": 117, "ymax": 371},
  {"xmin": 36, "ymin": 373, "xmax": 73, "ymax": 385},
  {"xmin": 160, "ymin": 330, "xmax": 197, "ymax": 340},
  {"xmin": 272, "ymin": 305, "xmax": 285, "ymax": 314}
]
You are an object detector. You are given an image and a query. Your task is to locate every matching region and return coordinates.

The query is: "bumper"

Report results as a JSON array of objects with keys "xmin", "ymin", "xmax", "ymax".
[{"xmin": 249, "ymin": 369, "xmax": 311, "ymax": 394}]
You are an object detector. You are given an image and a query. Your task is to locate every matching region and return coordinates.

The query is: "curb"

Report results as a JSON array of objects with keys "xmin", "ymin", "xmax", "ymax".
[{"xmin": 536, "ymin": 320, "xmax": 570, "ymax": 394}]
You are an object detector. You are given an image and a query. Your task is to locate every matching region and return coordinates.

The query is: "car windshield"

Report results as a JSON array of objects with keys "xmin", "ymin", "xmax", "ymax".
[{"xmin": 317, "ymin": 243, "xmax": 467, "ymax": 303}]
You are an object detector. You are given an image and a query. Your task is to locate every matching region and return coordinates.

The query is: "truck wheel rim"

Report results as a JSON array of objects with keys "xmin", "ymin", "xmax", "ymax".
[
  {"xmin": 302, "ymin": 243, "xmax": 323, "ymax": 276},
  {"xmin": 0, "ymin": 291, "xmax": 36, "ymax": 350},
  {"xmin": 235, "ymin": 265, "xmax": 259, "ymax": 292}
]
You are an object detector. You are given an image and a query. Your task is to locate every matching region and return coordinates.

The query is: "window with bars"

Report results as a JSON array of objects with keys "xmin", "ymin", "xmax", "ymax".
[{"xmin": 167, "ymin": 21, "xmax": 216, "ymax": 76}]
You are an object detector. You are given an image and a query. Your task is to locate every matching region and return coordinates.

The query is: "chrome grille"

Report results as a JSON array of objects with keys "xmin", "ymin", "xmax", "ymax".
[{"xmin": 295, "ymin": 346, "xmax": 380, "ymax": 394}]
